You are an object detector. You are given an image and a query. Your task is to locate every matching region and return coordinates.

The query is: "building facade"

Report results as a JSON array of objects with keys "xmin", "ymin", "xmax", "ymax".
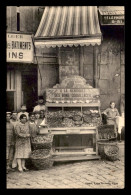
[{"xmin": 6, "ymin": 6, "xmax": 125, "ymax": 113}]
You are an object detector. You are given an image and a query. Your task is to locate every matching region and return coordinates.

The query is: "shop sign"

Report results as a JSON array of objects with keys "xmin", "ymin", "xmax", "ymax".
[
  {"xmin": 46, "ymin": 88, "xmax": 100, "ymax": 103},
  {"xmin": 100, "ymin": 15, "xmax": 124, "ymax": 25},
  {"xmin": 6, "ymin": 33, "xmax": 34, "ymax": 63}
]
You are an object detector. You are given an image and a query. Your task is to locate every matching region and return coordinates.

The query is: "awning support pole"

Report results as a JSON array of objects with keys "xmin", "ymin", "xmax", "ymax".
[
  {"xmin": 93, "ymin": 45, "xmax": 98, "ymax": 88},
  {"xmin": 79, "ymin": 46, "xmax": 84, "ymax": 77},
  {"xmin": 31, "ymin": 35, "xmax": 43, "ymax": 92}
]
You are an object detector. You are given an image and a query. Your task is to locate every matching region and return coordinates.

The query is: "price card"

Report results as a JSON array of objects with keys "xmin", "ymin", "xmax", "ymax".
[{"xmin": 67, "ymin": 129, "xmax": 80, "ymax": 134}]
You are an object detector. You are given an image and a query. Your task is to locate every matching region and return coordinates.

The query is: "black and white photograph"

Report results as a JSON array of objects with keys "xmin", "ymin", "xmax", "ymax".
[{"xmin": 6, "ymin": 6, "xmax": 125, "ymax": 189}]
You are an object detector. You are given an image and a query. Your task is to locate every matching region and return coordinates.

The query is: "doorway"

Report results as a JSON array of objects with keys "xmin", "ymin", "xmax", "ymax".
[{"xmin": 22, "ymin": 68, "xmax": 37, "ymax": 112}]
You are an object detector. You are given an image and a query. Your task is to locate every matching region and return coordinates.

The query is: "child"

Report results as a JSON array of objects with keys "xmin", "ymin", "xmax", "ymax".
[
  {"xmin": 6, "ymin": 112, "xmax": 15, "ymax": 173},
  {"xmin": 34, "ymin": 111, "xmax": 43, "ymax": 128},
  {"xmin": 28, "ymin": 112, "xmax": 39, "ymax": 140},
  {"xmin": 40, "ymin": 110, "xmax": 45, "ymax": 120}
]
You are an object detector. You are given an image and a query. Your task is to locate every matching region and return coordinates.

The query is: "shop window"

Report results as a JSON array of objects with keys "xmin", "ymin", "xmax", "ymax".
[
  {"xmin": 6, "ymin": 69, "xmax": 16, "ymax": 111},
  {"xmin": 6, "ymin": 69, "xmax": 16, "ymax": 91}
]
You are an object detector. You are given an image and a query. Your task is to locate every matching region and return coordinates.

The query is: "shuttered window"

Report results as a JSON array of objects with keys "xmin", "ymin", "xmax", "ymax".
[{"xmin": 6, "ymin": 69, "xmax": 16, "ymax": 91}]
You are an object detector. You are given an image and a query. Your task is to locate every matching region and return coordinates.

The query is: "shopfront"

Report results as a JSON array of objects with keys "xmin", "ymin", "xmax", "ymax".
[
  {"xmin": 34, "ymin": 6, "xmax": 102, "ymax": 160},
  {"xmin": 6, "ymin": 32, "xmax": 37, "ymax": 112}
]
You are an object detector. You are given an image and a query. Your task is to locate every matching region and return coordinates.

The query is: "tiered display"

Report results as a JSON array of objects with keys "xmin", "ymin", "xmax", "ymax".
[
  {"xmin": 44, "ymin": 76, "xmax": 102, "ymax": 158},
  {"xmin": 46, "ymin": 76, "xmax": 102, "ymax": 129},
  {"xmin": 46, "ymin": 108, "xmax": 102, "ymax": 128}
]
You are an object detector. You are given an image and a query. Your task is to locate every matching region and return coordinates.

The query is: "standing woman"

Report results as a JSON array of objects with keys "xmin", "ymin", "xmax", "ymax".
[
  {"xmin": 102, "ymin": 101, "xmax": 120, "ymax": 136},
  {"xmin": 15, "ymin": 114, "xmax": 31, "ymax": 172}
]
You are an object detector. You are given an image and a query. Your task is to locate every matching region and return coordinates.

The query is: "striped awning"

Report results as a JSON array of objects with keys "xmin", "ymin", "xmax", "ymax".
[
  {"xmin": 99, "ymin": 6, "xmax": 124, "ymax": 15},
  {"xmin": 34, "ymin": 6, "xmax": 102, "ymax": 48}
]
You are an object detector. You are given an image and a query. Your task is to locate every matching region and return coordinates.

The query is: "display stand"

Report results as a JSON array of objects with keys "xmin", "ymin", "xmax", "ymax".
[{"xmin": 39, "ymin": 76, "xmax": 102, "ymax": 162}]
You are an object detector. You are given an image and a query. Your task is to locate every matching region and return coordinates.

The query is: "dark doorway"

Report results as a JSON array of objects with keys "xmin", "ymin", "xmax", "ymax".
[
  {"xmin": 6, "ymin": 91, "xmax": 14, "ymax": 112},
  {"xmin": 22, "ymin": 68, "xmax": 37, "ymax": 112}
]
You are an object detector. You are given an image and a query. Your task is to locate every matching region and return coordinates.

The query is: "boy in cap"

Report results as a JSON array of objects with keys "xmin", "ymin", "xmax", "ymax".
[
  {"xmin": 17, "ymin": 105, "xmax": 29, "ymax": 121},
  {"xmin": 10, "ymin": 111, "xmax": 18, "ymax": 128},
  {"xmin": 6, "ymin": 112, "xmax": 15, "ymax": 173},
  {"xmin": 29, "ymin": 112, "xmax": 39, "ymax": 137},
  {"xmin": 33, "ymin": 96, "xmax": 46, "ymax": 113}
]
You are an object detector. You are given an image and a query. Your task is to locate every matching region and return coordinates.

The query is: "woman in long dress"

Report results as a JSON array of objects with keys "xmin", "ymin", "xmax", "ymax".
[
  {"xmin": 102, "ymin": 101, "xmax": 120, "ymax": 137},
  {"xmin": 15, "ymin": 114, "xmax": 31, "ymax": 172}
]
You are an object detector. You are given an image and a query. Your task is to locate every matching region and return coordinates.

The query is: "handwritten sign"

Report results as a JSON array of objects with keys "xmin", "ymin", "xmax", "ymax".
[
  {"xmin": 6, "ymin": 33, "xmax": 34, "ymax": 63},
  {"xmin": 46, "ymin": 88, "xmax": 100, "ymax": 103}
]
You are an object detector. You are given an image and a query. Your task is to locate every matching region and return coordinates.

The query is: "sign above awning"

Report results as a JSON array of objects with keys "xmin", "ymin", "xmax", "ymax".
[
  {"xmin": 34, "ymin": 6, "xmax": 102, "ymax": 48},
  {"xmin": 99, "ymin": 6, "xmax": 124, "ymax": 25}
]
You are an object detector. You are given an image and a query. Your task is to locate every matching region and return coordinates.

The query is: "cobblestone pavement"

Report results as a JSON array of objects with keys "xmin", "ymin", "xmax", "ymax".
[{"xmin": 7, "ymin": 143, "xmax": 125, "ymax": 189}]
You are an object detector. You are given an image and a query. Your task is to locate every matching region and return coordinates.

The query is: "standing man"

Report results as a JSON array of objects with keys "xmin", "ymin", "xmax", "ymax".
[
  {"xmin": 10, "ymin": 111, "xmax": 18, "ymax": 128},
  {"xmin": 10, "ymin": 111, "xmax": 18, "ymax": 169},
  {"xmin": 33, "ymin": 96, "xmax": 46, "ymax": 113},
  {"xmin": 6, "ymin": 112, "xmax": 15, "ymax": 173}
]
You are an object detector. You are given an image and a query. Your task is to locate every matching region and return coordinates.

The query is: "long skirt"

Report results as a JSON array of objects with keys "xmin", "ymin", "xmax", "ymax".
[
  {"xmin": 107, "ymin": 119, "xmax": 117, "ymax": 134},
  {"xmin": 15, "ymin": 137, "xmax": 31, "ymax": 159}
]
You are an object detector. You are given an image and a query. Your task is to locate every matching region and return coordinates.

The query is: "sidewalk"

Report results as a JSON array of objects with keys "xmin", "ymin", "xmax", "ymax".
[{"xmin": 7, "ymin": 141, "xmax": 125, "ymax": 189}]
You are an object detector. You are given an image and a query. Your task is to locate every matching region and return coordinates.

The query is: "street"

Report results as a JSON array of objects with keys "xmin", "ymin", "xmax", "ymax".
[{"xmin": 7, "ymin": 142, "xmax": 124, "ymax": 189}]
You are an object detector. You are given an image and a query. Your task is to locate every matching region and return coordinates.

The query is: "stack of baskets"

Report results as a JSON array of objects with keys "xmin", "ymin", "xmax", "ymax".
[
  {"xmin": 97, "ymin": 125, "xmax": 116, "ymax": 140},
  {"xmin": 97, "ymin": 125, "xmax": 119, "ymax": 161},
  {"xmin": 30, "ymin": 133, "xmax": 54, "ymax": 169}
]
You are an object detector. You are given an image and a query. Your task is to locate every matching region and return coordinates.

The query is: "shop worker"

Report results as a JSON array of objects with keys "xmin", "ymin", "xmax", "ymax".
[
  {"xmin": 33, "ymin": 96, "xmax": 46, "ymax": 113},
  {"xmin": 39, "ymin": 110, "xmax": 47, "ymax": 126},
  {"xmin": 14, "ymin": 114, "xmax": 31, "ymax": 172},
  {"xmin": 6, "ymin": 112, "xmax": 15, "ymax": 174},
  {"xmin": 40, "ymin": 110, "xmax": 45, "ymax": 120},
  {"xmin": 34, "ymin": 111, "xmax": 42, "ymax": 127},
  {"xmin": 28, "ymin": 112, "xmax": 39, "ymax": 140},
  {"xmin": 102, "ymin": 101, "xmax": 120, "ymax": 137},
  {"xmin": 17, "ymin": 105, "xmax": 29, "ymax": 121}
]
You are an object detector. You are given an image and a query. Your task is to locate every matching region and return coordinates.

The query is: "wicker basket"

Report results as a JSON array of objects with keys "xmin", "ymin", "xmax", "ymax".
[
  {"xmin": 83, "ymin": 115, "xmax": 92, "ymax": 123},
  {"xmin": 97, "ymin": 125, "xmax": 116, "ymax": 140},
  {"xmin": 30, "ymin": 149, "xmax": 54, "ymax": 170},
  {"xmin": 73, "ymin": 115, "xmax": 82, "ymax": 121},
  {"xmin": 104, "ymin": 145, "xmax": 119, "ymax": 161},
  {"xmin": 32, "ymin": 141, "xmax": 52, "ymax": 150},
  {"xmin": 31, "ymin": 156, "xmax": 53, "ymax": 170},
  {"xmin": 97, "ymin": 141, "xmax": 118, "ymax": 159},
  {"xmin": 31, "ymin": 134, "xmax": 53, "ymax": 150},
  {"xmin": 83, "ymin": 110, "xmax": 91, "ymax": 115},
  {"xmin": 74, "ymin": 120, "xmax": 83, "ymax": 125}
]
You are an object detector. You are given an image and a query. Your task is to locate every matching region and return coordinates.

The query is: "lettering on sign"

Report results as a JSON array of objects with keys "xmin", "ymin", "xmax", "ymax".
[
  {"xmin": 6, "ymin": 33, "xmax": 34, "ymax": 63},
  {"xmin": 101, "ymin": 15, "xmax": 124, "ymax": 25},
  {"xmin": 46, "ymin": 88, "xmax": 100, "ymax": 102}
]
